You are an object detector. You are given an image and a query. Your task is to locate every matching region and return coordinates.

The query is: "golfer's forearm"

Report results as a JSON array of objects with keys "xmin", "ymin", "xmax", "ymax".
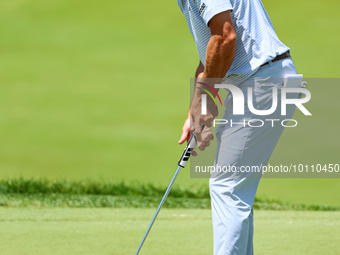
[
  {"xmin": 203, "ymin": 32, "xmax": 236, "ymax": 79},
  {"xmin": 186, "ymin": 62, "xmax": 205, "ymax": 118}
]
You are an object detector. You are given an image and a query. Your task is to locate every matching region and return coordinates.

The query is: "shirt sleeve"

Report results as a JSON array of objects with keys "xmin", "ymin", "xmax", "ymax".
[
  {"xmin": 200, "ymin": 0, "xmax": 233, "ymax": 26},
  {"xmin": 177, "ymin": 0, "xmax": 184, "ymax": 14}
]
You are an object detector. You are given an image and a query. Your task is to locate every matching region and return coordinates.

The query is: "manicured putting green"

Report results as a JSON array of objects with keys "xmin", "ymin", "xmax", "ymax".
[{"xmin": 0, "ymin": 208, "xmax": 339, "ymax": 255}]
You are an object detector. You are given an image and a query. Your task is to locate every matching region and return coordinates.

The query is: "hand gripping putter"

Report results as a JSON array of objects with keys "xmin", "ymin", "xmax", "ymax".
[{"xmin": 135, "ymin": 130, "xmax": 198, "ymax": 255}]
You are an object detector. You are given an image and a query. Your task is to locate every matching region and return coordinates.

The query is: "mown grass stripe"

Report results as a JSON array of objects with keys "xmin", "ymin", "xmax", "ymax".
[
  {"xmin": 1, "ymin": 179, "xmax": 339, "ymax": 211},
  {"xmin": 0, "ymin": 194, "xmax": 339, "ymax": 211},
  {"xmin": 0, "ymin": 178, "xmax": 210, "ymax": 198},
  {"xmin": 0, "ymin": 194, "xmax": 211, "ymax": 209}
]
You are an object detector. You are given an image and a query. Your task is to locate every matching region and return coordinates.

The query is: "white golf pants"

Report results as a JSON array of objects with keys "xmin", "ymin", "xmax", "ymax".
[{"xmin": 210, "ymin": 58, "xmax": 298, "ymax": 255}]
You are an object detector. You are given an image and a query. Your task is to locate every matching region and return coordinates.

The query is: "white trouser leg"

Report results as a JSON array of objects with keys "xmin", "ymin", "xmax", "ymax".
[{"xmin": 210, "ymin": 58, "xmax": 298, "ymax": 255}]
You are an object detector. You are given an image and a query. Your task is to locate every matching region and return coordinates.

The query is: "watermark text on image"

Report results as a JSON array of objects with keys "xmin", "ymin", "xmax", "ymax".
[{"xmin": 195, "ymin": 164, "xmax": 340, "ymax": 174}]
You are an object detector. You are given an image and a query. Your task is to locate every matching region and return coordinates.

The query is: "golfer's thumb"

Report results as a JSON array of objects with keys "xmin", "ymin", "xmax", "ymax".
[{"xmin": 178, "ymin": 130, "xmax": 189, "ymax": 144}]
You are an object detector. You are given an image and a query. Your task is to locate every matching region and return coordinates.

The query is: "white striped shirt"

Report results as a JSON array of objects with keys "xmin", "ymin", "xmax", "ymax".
[{"xmin": 177, "ymin": 0, "xmax": 290, "ymax": 81}]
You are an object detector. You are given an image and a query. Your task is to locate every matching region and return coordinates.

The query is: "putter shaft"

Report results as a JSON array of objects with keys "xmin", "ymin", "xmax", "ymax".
[
  {"xmin": 135, "ymin": 130, "xmax": 198, "ymax": 255},
  {"xmin": 135, "ymin": 165, "xmax": 182, "ymax": 255}
]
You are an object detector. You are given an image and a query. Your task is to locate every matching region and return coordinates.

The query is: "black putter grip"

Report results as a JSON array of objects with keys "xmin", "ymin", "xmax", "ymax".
[
  {"xmin": 178, "ymin": 132, "xmax": 197, "ymax": 168},
  {"xmin": 178, "ymin": 125, "xmax": 204, "ymax": 168}
]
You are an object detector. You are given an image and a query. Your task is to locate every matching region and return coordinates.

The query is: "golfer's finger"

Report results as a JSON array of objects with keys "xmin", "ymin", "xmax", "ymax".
[
  {"xmin": 202, "ymin": 127, "xmax": 212, "ymax": 138},
  {"xmin": 202, "ymin": 114, "xmax": 214, "ymax": 128},
  {"xmin": 178, "ymin": 128, "xmax": 189, "ymax": 144},
  {"xmin": 197, "ymin": 141, "xmax": 206, "ymax": 151},
  {"xmin": 204, "ymin": 121, "xmax": 212, "ymax": 128},
  {"xmin": 192, "ymin": 148, "xmax": 198, "ymax": 157},
  {"xmin": 204, "ymin": 139, "xmax": 210, "ymax": 147},
  {"xmin": 201, "ymin": 127, "xmax": 210, "ymax": 136}
]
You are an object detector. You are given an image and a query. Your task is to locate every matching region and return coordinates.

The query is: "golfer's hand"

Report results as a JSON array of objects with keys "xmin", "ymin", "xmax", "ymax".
[
  {"xmin": 178, "ymin": 118, "xmax": 191, "ymax": 143},
  {"xmin": 190, "ymin": 88, "xmax": 218, "ymax": 142},
  {"xmin": 196, "ymin": 126, "xmax": 214, "ymax": 152},
  {"xmin": 178, "ymin": 118, "xmax": 198, "ymax": 155},
  {"xmin": 178, "ymin": 119, "xmax": 214, "ymax": 156}
]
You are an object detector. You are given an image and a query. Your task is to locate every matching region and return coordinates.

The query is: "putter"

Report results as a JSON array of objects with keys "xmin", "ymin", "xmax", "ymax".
[{"xmin": 135, "ymin": 129, "xmax": 198, "ymax": 255}]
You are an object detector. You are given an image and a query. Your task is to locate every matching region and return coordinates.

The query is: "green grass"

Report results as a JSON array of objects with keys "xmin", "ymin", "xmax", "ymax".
[
  {"xmin": 0, "ymin": 208, "xmax": 339, "ymax": 255},
  {"xmin": 0, "ymin": 178, "xmax": 209, "ymax": 197},
  {"xmin": 2, "ymin": 194, "xmax": 339, "ymax": 211},
  {"xmin": 0, "ymin": 0, "xmax": 339, "ymax": 207},
  {"xmin": 0, "ymin": 178, "xmax": 339, "ymax": 210},
  {"xmin": 0, "ymin": 1, "xmax": 339, "ymax": 254}
]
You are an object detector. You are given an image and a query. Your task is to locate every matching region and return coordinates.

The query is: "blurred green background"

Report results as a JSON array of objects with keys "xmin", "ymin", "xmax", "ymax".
[{"xmin": 0, "ymin": 0, "xmax": 339, "ymax": 206}]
